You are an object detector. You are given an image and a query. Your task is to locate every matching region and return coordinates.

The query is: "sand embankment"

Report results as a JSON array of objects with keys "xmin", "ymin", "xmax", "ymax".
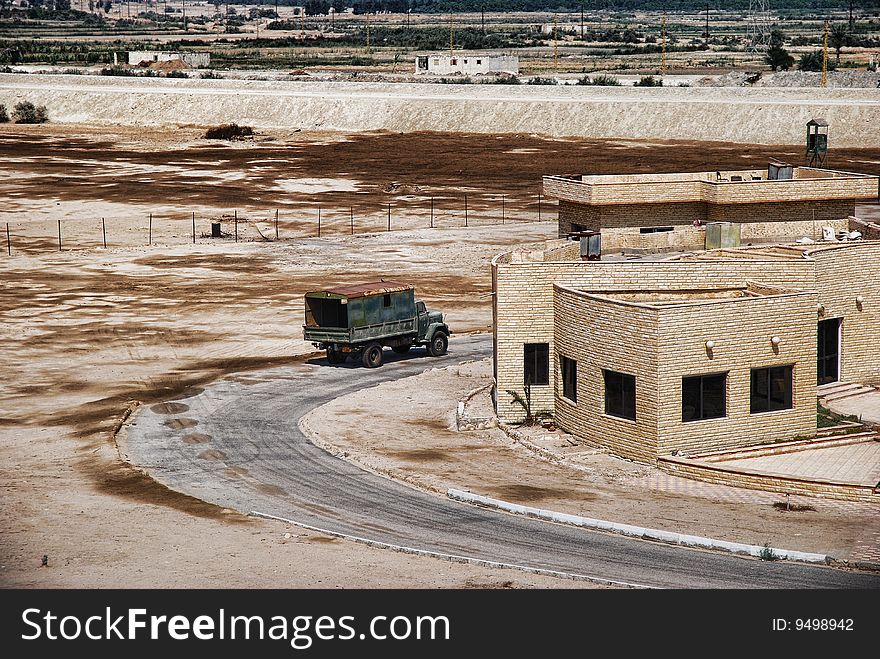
[{"xmin": 1, "ymin": 73, "xmax": 878, "ymax": 146}]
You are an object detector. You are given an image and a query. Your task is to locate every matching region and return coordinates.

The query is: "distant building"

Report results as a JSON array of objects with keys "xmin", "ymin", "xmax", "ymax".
[
  {"xmin": 127, "ymin": 51, "xmax": 211, "ymax": 68},
  {"xmin": 415, "ymin": 53, "xmax": 519, "ymax": 76}
]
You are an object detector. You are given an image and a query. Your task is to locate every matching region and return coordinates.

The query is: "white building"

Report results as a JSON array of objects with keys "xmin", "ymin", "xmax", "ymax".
[
  {"xmin": 415, "ymin": 53, "xmax": 519, "ymax": 76},
  {"xmin": 127, "ymin": 51, "xmax": 211, "ymax": 68}
]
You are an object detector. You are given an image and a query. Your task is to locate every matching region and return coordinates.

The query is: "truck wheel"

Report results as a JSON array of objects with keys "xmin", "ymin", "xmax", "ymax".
[
  {"xmin": 427, "ymin": 332, "xmax": 448, "ymax": 357},
  {"xmin": 326, "ymin": 348, "xmax": 347, "ymax": 364},
  {"xmin": 361, "ymin": 343, "xmax": 383, "ymax": 368},
  {"xmin": 392, "ymin": 343, "xmax": 412, "ymax": 355}
]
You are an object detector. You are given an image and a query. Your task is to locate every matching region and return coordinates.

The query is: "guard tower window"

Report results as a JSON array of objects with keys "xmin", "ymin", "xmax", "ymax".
[
  {"xmin": 750, "ymin": 365, "xmax": 793, "ymax": 414},
  {"xmin": 477, "ymin": 59, "xmax": 482, "ymax": 64},
  {"xmin": 682, "ymin": 373, "xmax": 727, "ymax": 422},
  {"xmin": 523, "ymin": 343, "xmax": 549, "ymax": 386},
  {"xmin": 383, "ymin": 294, "xmax": 391, "ymax": 308},
  {"xmin": 604, "ymin": 370, "xmax": 635, "ymax": 421}
]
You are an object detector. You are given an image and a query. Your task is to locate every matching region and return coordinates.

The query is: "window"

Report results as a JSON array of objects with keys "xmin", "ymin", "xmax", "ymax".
[
  {"xmin": 477, "ymin": 59, "xmax": 482, "ymax": 64},
  {"xmin": 751, "ymin": 365, "xmax": 793, "ymax": 414},
  {"xmin": 560, "ymin": 356, "xmax": 577, "ymax": 403},
  {"xmin": 639, "ymin": 226, "xmax": 674, "ymax": 234},
  {"xmin": 604, "ymin": 370, "xmax": 635, "ymax": 421},
  {"xmin": 523, "ymin": 343, "xmax": 549, "ymax": 386},
  {"xmin": 383, "ymin": 294, "xmax": 391, "ymax": 308},
  {"xmin": 451, "ymin": 58, "xmax": 457, "ymax": 65},
  {"xmin": 682, "ymin": 373, "xmax": 727, "ymax": 422}
]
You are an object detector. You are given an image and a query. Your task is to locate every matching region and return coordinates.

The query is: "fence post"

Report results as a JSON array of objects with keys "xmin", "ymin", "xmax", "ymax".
[
  {"xmin": 192, "ymin": 212, "xmax": 196, "ymax": 244},
  {"xmin": 387, "ymin": 203, "xmax": 391, "ymax": 231},
  {"xmin": 318, "ymin": 207, "xmax": 321, "ymax": 237},
  {"xmin": 501, "ymin": 195, "xmax": 505, "ymax": 224},
  {"xmin": 102, "ymin": 218, "xmax": 107, "ymax": 249},
  {"xmin": 430, "ymin": 197, "xmax": 434, "ymax": 229},
  {"xmin": 234, "ymin": 210, "xmax": 238, "ymax": 243},
  {"xmin": 275, "ymin": 209, "xmax": 279, "ymax": 240},
  {"xmin": 464, "ymin": 194, "xmax": 468, "ymax": 228},
  {"xmin": 148, "ymin": 213, "xmax": 152, "ymax": 246},
  {"xmin": 350, "ymin": 207, "xmax": 354, "ymax": 235},
  {"xmin": 5, "ymin": 222, "xmax": 10, "ymax": 256},
  {"xmin": 58, "ymin": 219, "xmax": 62, "ymax": 252}
]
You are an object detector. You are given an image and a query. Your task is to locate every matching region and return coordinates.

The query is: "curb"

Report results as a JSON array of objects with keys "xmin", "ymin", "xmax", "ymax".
[{"xmin": 447, "ymin": 489, "xmax": 833, "ymax": 565}]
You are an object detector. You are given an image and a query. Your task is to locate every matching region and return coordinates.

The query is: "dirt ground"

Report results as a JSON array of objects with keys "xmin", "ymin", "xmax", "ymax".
[
  {"xmin": 2, "ymin": 125, "xmax": 879, "ymax": 588},
  {"xmin": 302, "ymin": 359, "xmax": 879, "ymax": 561}
]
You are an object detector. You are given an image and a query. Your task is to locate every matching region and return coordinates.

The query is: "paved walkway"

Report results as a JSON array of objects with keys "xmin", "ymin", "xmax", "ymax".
[
  {"xmin": 827, "ymin": 391, "xmax": 880, "ymax": 426},
  {"xmin": 718, "ymin": 441, "xmax": 880, "ymax": 487}
]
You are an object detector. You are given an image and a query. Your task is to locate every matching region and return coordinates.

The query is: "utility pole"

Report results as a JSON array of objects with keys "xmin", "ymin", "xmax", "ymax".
[
  {"xmin": 849, "ymin": 0, "xmax": 854, "ymax": 34},
  {"xmin": 366, "ymin": 13, "xmax": 371, "ymax": 53},
  {"xmin": 580, "ymin": 1, "xmax": 584, "ymax": 40},
  {"xmin": 481, "ymin": 5, "xmax": 485, "ymax": 35},
  {"xmin": 182, "ymin": 0, "xmax": 186, "ymax": 33},
  {"xmin": 449, "ymin": 17, "xmax": 453, "ymax": 57},
  {"xmin": 822, "ymin": 18, "xmax": 828, "ymax": 88},
  {"xmin": 660, "ymin": 13, "xmax": 667, "ymax": 77},
  {"xmin": 553, "ymin": 13, "xmax": 559, "ymax": 72},
  {"xmin": 705, "ymin": 3, "xmax": 710, "ymax": 45}
]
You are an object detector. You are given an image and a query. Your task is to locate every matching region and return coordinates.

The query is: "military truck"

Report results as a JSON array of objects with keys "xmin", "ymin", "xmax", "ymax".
[{"xmin": 303, "ymin": 281, "xmax": 450, "ymax": 368}]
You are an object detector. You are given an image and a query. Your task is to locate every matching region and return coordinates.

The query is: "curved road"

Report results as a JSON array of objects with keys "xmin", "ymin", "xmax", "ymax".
[{"xmin": 125, "ymin": 335, "xmax": 880, "ymax": 589}]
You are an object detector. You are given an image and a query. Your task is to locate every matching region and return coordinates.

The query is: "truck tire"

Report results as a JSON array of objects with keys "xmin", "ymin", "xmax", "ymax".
[
  {"xmin": 361, "ymin": 343, "xmax": 383, "ymax": 368},
  {"xmin": 427, "ymin": 332, "xmax": 448, "ymax": 357},
  {"xmin": 326, "ymin": 348, "xmax": 347, "ymax": 364}
]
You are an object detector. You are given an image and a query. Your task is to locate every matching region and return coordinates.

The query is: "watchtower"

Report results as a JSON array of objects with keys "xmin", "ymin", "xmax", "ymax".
[{"xmin": 806, "ymin": 118, "xmax": 829, "ymax": 167}]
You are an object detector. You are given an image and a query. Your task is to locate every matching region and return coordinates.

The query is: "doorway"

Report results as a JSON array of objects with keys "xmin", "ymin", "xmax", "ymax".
[{"xmin": 817, "ymin": 318, "xmax": 841, "ymax": 385}]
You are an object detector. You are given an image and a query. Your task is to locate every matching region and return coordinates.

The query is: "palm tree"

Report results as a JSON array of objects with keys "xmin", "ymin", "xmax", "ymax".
[{"xmin": 829, "ymin": 23, "xmax": 848, "ymax": 64}]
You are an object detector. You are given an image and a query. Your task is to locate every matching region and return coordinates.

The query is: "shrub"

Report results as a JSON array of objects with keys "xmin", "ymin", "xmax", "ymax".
[
  {"xmin": 203, "ymin": 123, "xmax": 254, "ymax": 140},
  {"xmin": 634, "ymin": 75, "xmax": 662, "ymax": 87},
  {"xmin": 0, "ymin": 104, "xmax": 8, "ymax": 123},
  {"xmin": 201, "ymin": 70, "xmax": 223, "ymax": 79},
  {"xmin": 485, "ymin": 74, "xmax": 520, "ymax": 84},
  {"xmin": 577, "ymin": 74, "xmax": 620, "ymax": 86},
  {"xmin": 166, "ymin": 70, "xmax": 189, "ymax": 78},
  {"xmin": 765, "ymin": 44, "xmax": 795, "ymax": 71},
  {"xmin": 798, "ymin": 51, "xmax": 837, "ymax": 72},
  {"xmin": 12, "ymin": 101, "xmax": 48, "ymax": 124},
  {"xmin": 527, "ymin": 76, "xmax": 557, "ymax": 85}
]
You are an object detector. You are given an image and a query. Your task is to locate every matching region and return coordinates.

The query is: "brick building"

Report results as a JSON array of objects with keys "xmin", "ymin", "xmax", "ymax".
[
  {"xmin": 544, "ymin": 166, "xmax": 879, "ymax": 251},
  {"xmin": 492, "ymin": 241, "xmax": 880, "ymax": 463}
]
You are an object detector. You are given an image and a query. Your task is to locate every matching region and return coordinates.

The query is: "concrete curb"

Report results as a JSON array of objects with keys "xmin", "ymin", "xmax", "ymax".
[
  {"xmin": 447, "ymin": 489, "xmax": 833, "ymax": 565},
  {"xmin": 249, "ymin": 510, "xmax": 651, "ymax": 589}
]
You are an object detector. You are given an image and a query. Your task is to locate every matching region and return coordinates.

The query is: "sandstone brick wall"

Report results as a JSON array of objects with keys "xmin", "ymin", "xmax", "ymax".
[
  {"xmin": 707, "ymin": 200, "xmax": 856, "ymax": 224},
  {"xmin": 655, "ymin": 292, "xmax": 817, "ymax": 456},
  {"xmin": 553, "ymin": 287, "xmax": 660, "ymax": 463},
  {"xmin": 493, "ymin": 257, "xmax": 815, "ymax": 423},
  {"xmin": 849, "ymin": 217, "xmax": 880, "ymax": 241},
  {"xmin": 810, "ymin": 242, "xmax": 880, "ymax": 385}
]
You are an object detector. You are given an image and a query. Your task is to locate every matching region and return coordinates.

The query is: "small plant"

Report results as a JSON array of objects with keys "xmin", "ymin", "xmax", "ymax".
[
  {"xmin": 204, "ymin": 123, "xmax": 254, "ymax": 141},
  {"xmin": 505, "ymin": 381, "xmax": 534, "ymax": 425},
  {"xmin": 166, "ymin": 70, "xmax": 189, "ymax": 78},
  {"xmin": 0, "ymin": 104, "xmax": 8, "ymax": 123},
  {"xmin": 201, "ymin": 70, "xmax": 223, "ymax": 79},
  {"xmin": 527, "ymin": 76, "xmax": 558, "ymax": 85},
  {"xmin": 486, "ymin": 75, "xmax": 520, "ymax": 85},
  {"xmin": 759, "ymin": 543, "xmax": 780, "ymax": 561},
  {"xmin": 798, "ymin": 51, "xmax": 837, "ymax": 72},
  {"xmin": 61, "ymin": 68, "xmax": 83, "ymax": 75},
  {"xmin": 577, "ymin": 74, "xmax": 620, "ymax": 86},
  {"xmin": 12, "ymin": 101, "xmax": 48, "ymax": 124},
  {"xmin": 634, "ymin": 75, "xmax": 662, "ymax": 87},
  {"xmin": 439, "ymin": 76, "xmax": 473, "ymax": 84}
]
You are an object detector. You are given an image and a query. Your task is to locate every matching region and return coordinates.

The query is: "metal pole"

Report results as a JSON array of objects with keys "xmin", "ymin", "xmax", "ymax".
[
  {"xmin": 148, "ymin": 213, "xmax": 152, "ymax": 245},
  {"xmin": 275, "ymin": 209, "xmax": 279, "ymax": 240},
  {"xmin": 192, "ymin": 212, "xmax": 196, "ymax": 244},
  {"xmin": 102, "ymin": 218, "xmax": 107, "ymax": 249},
  {"xmin": 538, "ymin": 193, "xmax": 542, "ymax": 221},
  {"xmin": 318, "ymin": 207, "xmax": 321, "ymax": 237},
  {"xmin": 58, "ymin": 219, "xmax": 62, "ymax": 251},
  {"xmin": 5, "ymin": 222, "xmax": 10, "ymax": 256},
  {"xmin": 501, "ymin": 195, "xmax": 505, "ymax": 224},
  {"xmin": 464, "ymin": 194, "xmax": 468, "ymax": 227},
  {"xmin": 350, "ymin": 207, "xmax": 354, "ymax": 235},
  {"xmin": 430, "ymin": 197, "xmax": 434, "ymax": 228},
  {"xmin": 387, "ymin": 203, "xmax": 391, "ymax": 231},
  {"xmin": 234, "ymin": 210, "xmax": 238, "ymax": 242}
]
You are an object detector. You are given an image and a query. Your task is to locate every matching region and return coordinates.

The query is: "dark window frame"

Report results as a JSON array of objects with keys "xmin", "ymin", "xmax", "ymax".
[
  {"xmin": 523, "ymin": 343, "xmax": 550, "ymax": 387},
  {"xmin": 682, "ymin": 373, "xmax": 727, "ymax": 422},
  {"xmin": 560, "ymin": 355, "xmax": 577, "ymax": 403},
  {"xmin": 750, "ymin": 365, "xmax": 794, "ymax": 414},
  {"xmin": 383, "ymin": 294, "xmax": 391, "ymax": 308},
  {"xmin": 604, "ymin": 370, "xmax": 636, "ymax": 421}
]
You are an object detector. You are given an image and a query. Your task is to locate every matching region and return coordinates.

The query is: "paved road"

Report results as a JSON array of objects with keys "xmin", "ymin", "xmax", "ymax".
[{"xmin": 125, "ymin": 335, "xmax": 880, "ymax": 589}]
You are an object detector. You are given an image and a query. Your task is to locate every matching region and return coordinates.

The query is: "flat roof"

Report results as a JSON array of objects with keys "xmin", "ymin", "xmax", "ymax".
[{"xmin": 565, "ymin": 283, "xmax": 804, "ymax": 308}]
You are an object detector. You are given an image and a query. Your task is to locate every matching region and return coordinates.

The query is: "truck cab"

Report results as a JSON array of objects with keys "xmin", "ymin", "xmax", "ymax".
[{"xmin": 303, "ymin": 281, "xmax": 450, "ymax": 368}]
